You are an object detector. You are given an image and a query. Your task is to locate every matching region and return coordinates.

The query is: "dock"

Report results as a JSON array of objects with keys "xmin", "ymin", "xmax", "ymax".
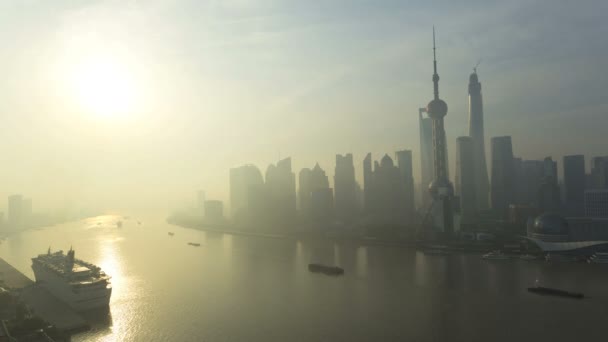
[
  {"xmin": 0, "ymin": 258, "xmax": 33, "ymax": 289},
  {"xmin": 0, "ymin": 257, "xmax": 89, "ymax": 332}
]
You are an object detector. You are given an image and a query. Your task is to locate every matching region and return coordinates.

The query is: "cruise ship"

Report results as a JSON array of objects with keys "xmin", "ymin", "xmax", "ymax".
[{"xmin": 31, "ymin": 247, "xmax": 112, "ymax": 311}]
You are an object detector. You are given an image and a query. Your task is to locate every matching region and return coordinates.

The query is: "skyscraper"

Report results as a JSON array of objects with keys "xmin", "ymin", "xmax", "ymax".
[
  {"xmin": 455, "ymin": 136, "xmax": 477, "ymax": 221},
  {"xmin": 538, "ymin": 157, "xmax": 561, "ymax": 213},
  {"xmin": 418, "ymin": 108, "xmax": 433, "ymax": 207},
  {"xmin": 299, "ymin": 163, "xmax": 332, "ymax": 220},
  {"xmin": 265, "ymin": 157, "xmax": 296, "ymax": 222},
  {"xmin": 363, "ymin": 153, "xmax": 373, "ymax": 212},
  {"xmin": 229, "ymin": 164, "xmax": 264, "ymax": 219},
  {"xmin": 8, "ymin": 194, "xmax": 23, "ymax": 228},
  {"xmin": 589, "ymin": 156, "xmax": 608, "ymax": 189},
  {"xmin": 564, "ymin": 155, "xmax": 586, "ymax": 216},
  {"xmin": 334, "ymin": 153, "xmax": 359, "ymax": 221},
  {"xmin": 514, "ymin": 159, "xmax": 544, "ymax": 206},
  {"xmin": 468, "ymin": 70, "xmax": 490, "ymax": 210},
  {"xmin": 395, "ymin": 150, "xmax": 415, "ymax": 220},
  {"xmin": 425, "ymin": 29, "xmax": 455, "ymax": 234},
  {"xmin": 490, "ymin": 136, "xmax": 514, "ymax": 217}
]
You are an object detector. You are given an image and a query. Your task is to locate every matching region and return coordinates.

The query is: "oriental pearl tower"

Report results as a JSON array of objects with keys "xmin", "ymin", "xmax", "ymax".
[{"xmin": 426, "ymin": 28, "xmax": 455, "ymax": 235}]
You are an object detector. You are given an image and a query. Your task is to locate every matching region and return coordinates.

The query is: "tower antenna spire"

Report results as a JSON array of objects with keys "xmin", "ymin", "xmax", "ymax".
[
  {"xmin": 432, "ymin": 26, "xmax": 440, "ymax": 100},
  {"xmin": 474, "ymin": 58, "xmax": 482, "ymax": 74}
]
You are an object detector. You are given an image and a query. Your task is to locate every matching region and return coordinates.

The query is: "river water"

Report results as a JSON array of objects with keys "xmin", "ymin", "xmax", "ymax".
[{"xmin": 1, "ymin": 214, "xmax": 607, "ymax": 341}]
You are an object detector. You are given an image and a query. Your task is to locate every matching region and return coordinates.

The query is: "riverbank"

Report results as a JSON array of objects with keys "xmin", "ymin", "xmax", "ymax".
[{"xmin": 167, "ymin": 218, "xmax": 499, "ymax": 253}]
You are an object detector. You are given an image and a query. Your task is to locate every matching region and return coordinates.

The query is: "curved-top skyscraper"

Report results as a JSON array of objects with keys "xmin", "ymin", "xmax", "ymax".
[
  {"xmin": 426, "ymin": 28, "xmax": 454, "ymax": 235},
  {"xmin": 468, "ymin": 70, "xmax": 490, "ymax": 210}
]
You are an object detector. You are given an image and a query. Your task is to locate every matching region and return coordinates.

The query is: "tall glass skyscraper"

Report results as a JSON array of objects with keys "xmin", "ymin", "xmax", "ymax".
[
  {"xmin": 468, "ymin": 70, "xmax": 490, "ymax": 210},
  {"xmin": 490, "ymin": 136, "xmax": 514, "ymax": 217}
]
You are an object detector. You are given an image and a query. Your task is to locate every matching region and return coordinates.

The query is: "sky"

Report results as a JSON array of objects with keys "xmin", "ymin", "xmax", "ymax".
[{"xmin": 0, "ymin": 0, "xmax": 607, "ymax": 213}]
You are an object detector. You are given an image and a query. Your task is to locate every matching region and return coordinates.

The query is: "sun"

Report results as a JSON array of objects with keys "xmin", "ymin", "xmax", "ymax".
[{"xmin": 68, "ymin": 57, "xmax": 139, "ymax": 118}]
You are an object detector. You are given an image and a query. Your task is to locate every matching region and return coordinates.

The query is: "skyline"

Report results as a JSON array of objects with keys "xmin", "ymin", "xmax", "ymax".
[{"xmin": 1, "ymin": 0, "xmax": 607, "ymax": 211}]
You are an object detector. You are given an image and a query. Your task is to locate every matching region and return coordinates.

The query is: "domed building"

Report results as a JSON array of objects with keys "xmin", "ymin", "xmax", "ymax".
[
  {"xmin": 527, "ymin": 213, "xmax": 570, "ymax": 242},
  {"xmin": 525, "ymin": 213, "xmax": 608, "ymax": 254}
]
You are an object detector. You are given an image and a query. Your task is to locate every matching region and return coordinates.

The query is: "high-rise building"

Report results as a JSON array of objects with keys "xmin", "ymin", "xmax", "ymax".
[
  {"xmin": 455, "ymin": 136, "xmax": 477, "ymax": 221},
  {"xmin": 467, "ymin": 70, "xmax": 490, "ymax": 210},
  {"xmin": 265, "ymin": 157, "xmax": 296, "ymax": 222},
  {"xmin": 425, "ymin": 29, "xmax": 455, "ymax": 234},
  {"xmin": 395, "ymin": 150, "xmax": 415, "ymax": 219},
  {"xmin": 229, "ymin": 165, "xmax": 264, "ymax": 219},
  {"xmin": 334, "ymin": 154, "xmax": 359, "ymax": 221},
  {"xmin": 299, "ymin": 163, "xmax": 332, "ymax": 220},
  {"xmin": 418, "ymin": 108, "xmax": 434, "ymax": 207},
  {"xmin": 538, "ymin": 157, "xmax": 561, "ymax": 213},
  {"xmin": 490, "ymin": 136, "xmax": 514, "ymax": 217},
  {"xmin": 363, "ymin": 153, "xmax": 373, "ymax": 212},
  {"xmin": 8, "ymin": 194, "xmax": 23, "ymax": 228},
  {"xmin": 204, "ymin": 200, "xmax": 224, "ymax": 223},
  {"xmin": 514, "ymin": 159, "xmax": 543, "ymax": 206},
  {"xmin": 365, "ymin": 154, "xmax": 406, "ymax": 224},
  {"xmin": 589, "ymin": 156, "xmax": 608, "ymax": 189},
  {"xmin": 563, "ymin": 155, "xmax": 586, "ymax": 216},
  {"xmin": 584, "ymin": 190, "xmax": 608, "ymax": 218},
  {"xmin": 197, "ymin": 190, "xmax": 206, "ymax": 212}
]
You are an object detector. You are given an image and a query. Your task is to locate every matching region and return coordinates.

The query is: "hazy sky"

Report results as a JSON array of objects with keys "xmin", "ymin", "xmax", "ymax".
[{"xmin": 1, "ymin": 0, "xmax": 607, "ymax": 212}]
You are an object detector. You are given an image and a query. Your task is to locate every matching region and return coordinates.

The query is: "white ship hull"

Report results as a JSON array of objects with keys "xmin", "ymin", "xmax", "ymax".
[{"xmin": 32, "ymin": 260, "xmax": 111, "ymax": 311}]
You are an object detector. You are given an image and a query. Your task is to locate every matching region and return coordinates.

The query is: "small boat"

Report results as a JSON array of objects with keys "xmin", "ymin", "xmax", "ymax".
[
  {"xmin": 482, "ymin": 250, "xmax": 510, "ymax": 260},
  {"xmin": 187, "ymin": 242, "xmax": 201, "ymax": 247},
  {"xmin": 528, "ymin": 286, "xmax": 584, "ymax": 299},
  {"xmin": 308, "ymin": 263, "xmax": 344, "ymax": 276},
  {"xmin": 168, "ymin": 232, "xmax": 175, "ymax": 236},
  {"xmin": 520, "ymin": 254, "xmax": 538, "ymax": 261}
]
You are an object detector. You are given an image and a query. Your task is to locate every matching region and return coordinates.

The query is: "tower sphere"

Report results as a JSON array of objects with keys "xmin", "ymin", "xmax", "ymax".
[{"xmin": 426, "ymin": 98, "xmax": 448, "ymax": 119}]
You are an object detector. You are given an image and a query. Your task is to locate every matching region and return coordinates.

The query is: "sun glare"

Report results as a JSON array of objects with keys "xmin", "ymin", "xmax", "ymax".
[{"xmin": 68, "ymin": 58, "xmax": 139, "ymax": 118}]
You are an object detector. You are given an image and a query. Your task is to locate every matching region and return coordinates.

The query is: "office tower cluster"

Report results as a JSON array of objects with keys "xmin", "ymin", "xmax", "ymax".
[
  {"xmin": 415, "ymin": 29, "xmax": 607, "ymax": 236},
  {"xmin": 229, "ymin": 151, "xmax": 417, "ymax": 230},
  {"xmin": 363, "ymin": 152, "xmax": 415, "ymax": 225}
]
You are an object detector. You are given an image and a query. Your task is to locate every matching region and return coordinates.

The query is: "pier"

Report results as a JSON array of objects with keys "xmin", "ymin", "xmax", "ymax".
[{"xmin": 0, "ymin": 257, "xmax": 89, "ymax": 332}]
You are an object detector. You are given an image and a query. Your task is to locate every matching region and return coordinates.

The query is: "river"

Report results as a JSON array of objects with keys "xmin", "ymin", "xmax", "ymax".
[{"xmin": 1, "ymin": 214, "xmax": 607, "ymax": 341}]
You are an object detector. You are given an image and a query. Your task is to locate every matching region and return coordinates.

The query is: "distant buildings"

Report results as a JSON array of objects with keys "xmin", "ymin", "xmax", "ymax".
[
  {"xmin": 299, "ymin": 163, "xmax": 333, "ymax": 221},
  {"xmin": 363, "ymin": 153, "xmax": 373, "ymax": 212},
  {"xmin": 585, "ymin": 190, "xmax": 608, "ymax": 218},
  {"xmin": 229, "ymin": 164, "xmax": 264, "ymax": 220},
  {"xmin": 490, "ymin": 136, "xmax": 515, "ymax": 217},
  {"xmin": 204, "ymin": 200, "xmax": 224, "ymax": 223},
  {"xmin": 538, "ymin": 157, "xmax": 561, "ymax": 213},
  {"xmin": 395, "ymin": 150, "xmax": 415, "ymax": 219},
  {"xmin": 334, "ymin": 154, "xmax": 359, "ymax": 221},
  {"xmin": 467, "ymin": 70, "xmax": 490, "ymax": 210},
  {"xmin": 197, "ymin": 190, "xmax": 206, "ymax": 214},
  {"xmin": 589, "ymin": 156, "xmax": 608, "ymax": 189},
  {"xmin": 455, "ymin": 136, "xmax": 477, "ymax": 221},
  {"xmin": 364, "ymin": 154, "xmax": 408, "ymax": 225},
  {"xmin": 8, "ymin": 195, "xmax": 23, "ymax": 228},
  {"xmin": 563, "ymin": 155, "xmax": 586, "ymax": 216},
  {"xmin": 265, "ymin": 157, "xmax": 297, "ymax": 223}
]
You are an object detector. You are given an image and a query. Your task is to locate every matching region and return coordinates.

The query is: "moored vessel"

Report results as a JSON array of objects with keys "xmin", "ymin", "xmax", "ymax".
[{"xmin": 31, "ymin": 247, "xmax": 112, "ymax": 312}]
